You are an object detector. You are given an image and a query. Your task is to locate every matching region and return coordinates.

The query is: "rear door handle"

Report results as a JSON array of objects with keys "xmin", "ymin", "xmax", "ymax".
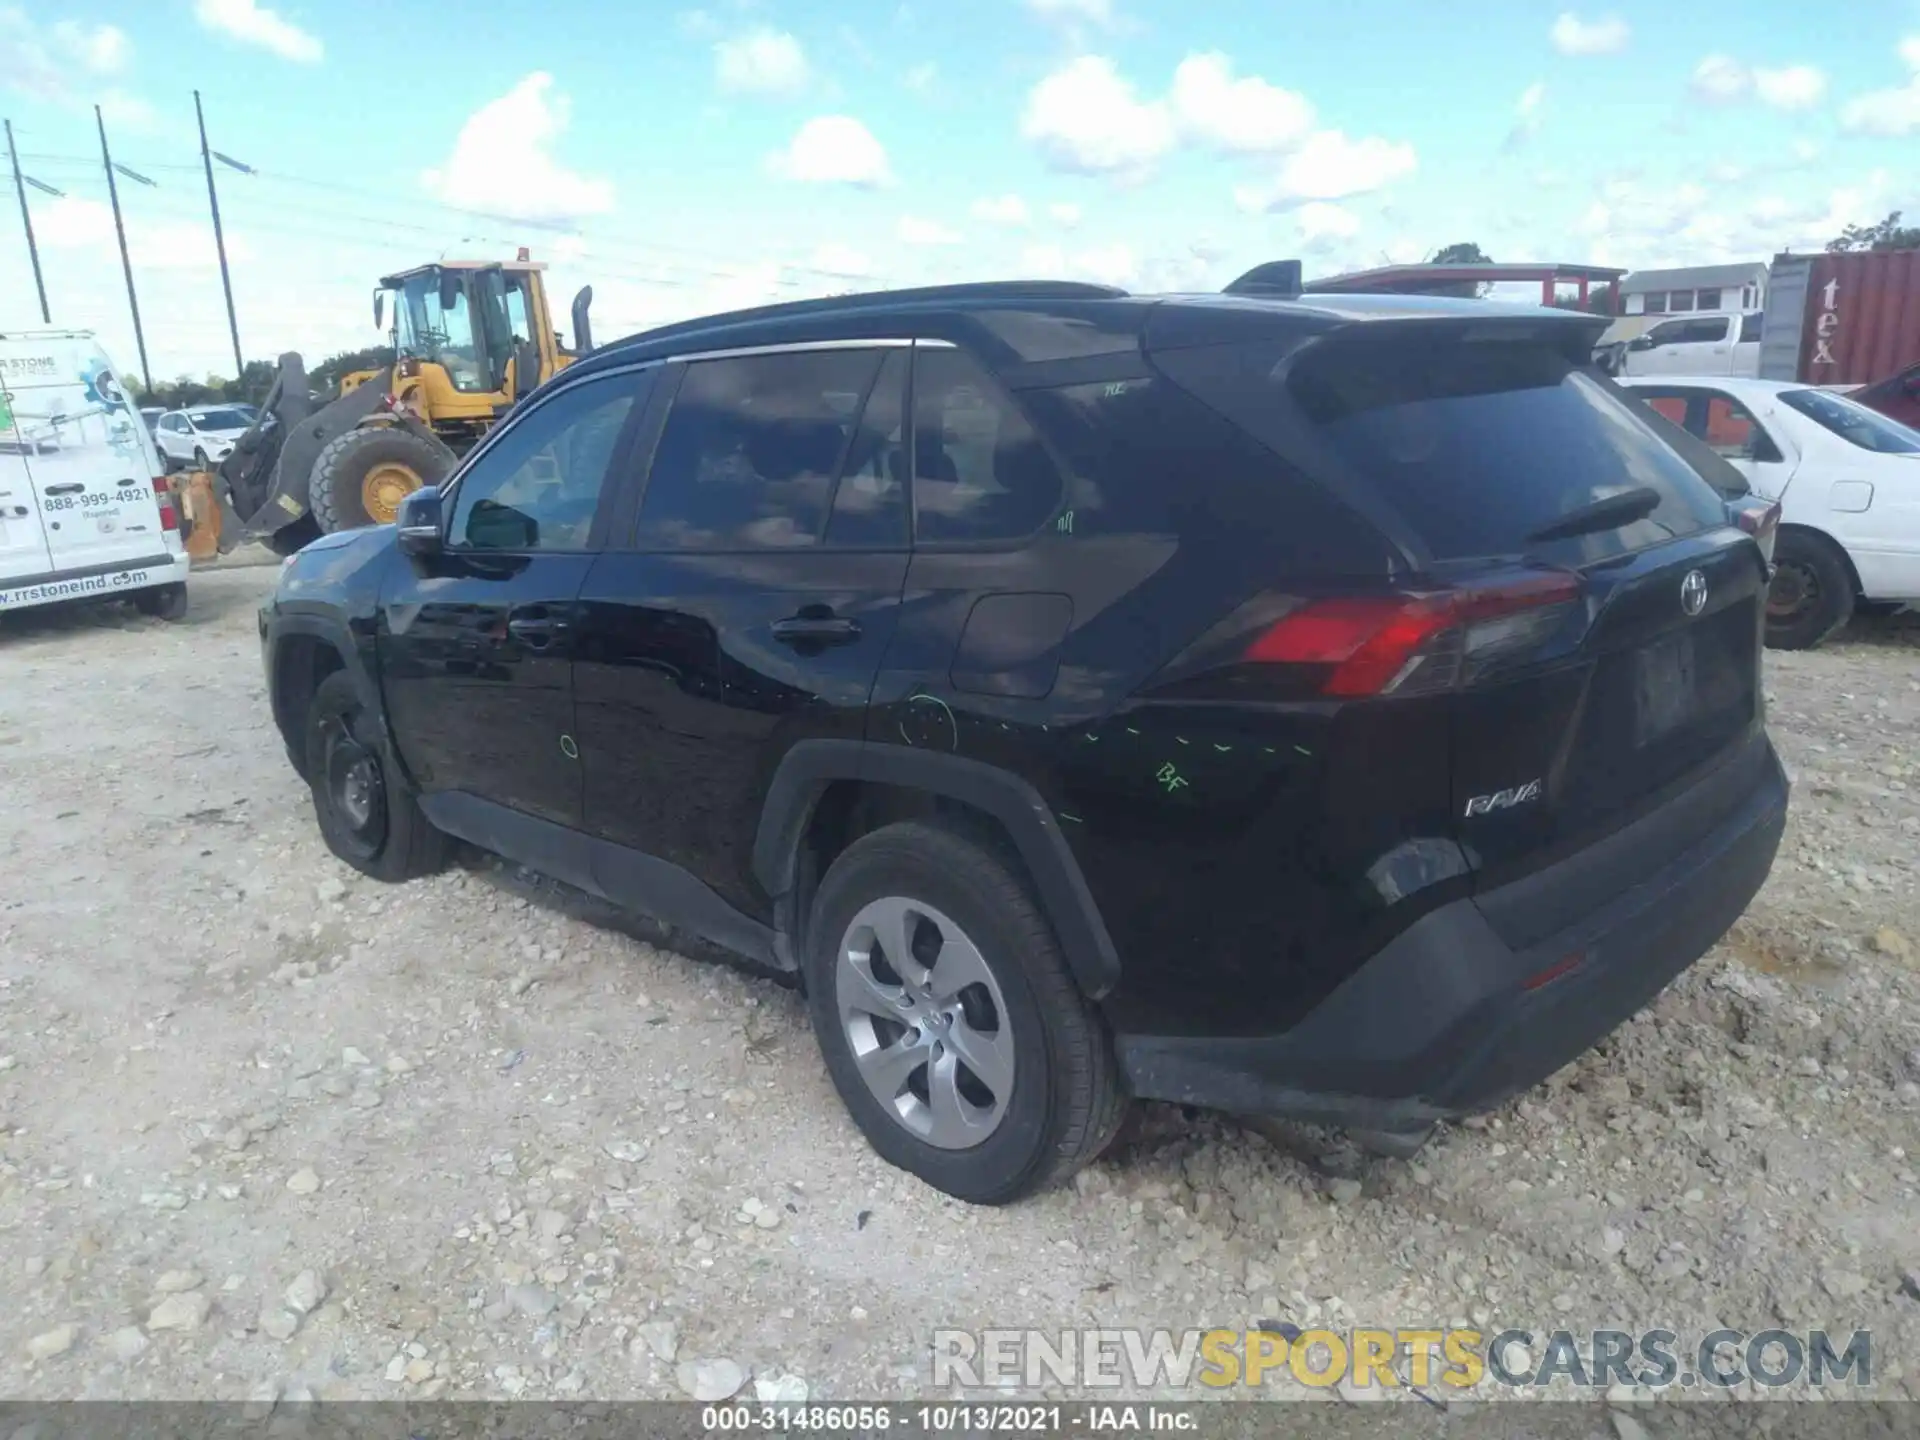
[{"xmin": 771, "ymin": 614, "xmax": 861, "ymax": 646}]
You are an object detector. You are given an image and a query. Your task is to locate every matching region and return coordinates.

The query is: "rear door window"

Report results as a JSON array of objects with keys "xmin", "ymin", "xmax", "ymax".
[
  {"xmin": 911, "ymin": 346, "xmax": 1064, "ymax": 544},
  {"xmin": 1171, "ymin": 331, "xmax": 1729, "ymax": 565},
  {"xmin": 635, "ymin": 348, "xmax": 882, "ymax": 549}
]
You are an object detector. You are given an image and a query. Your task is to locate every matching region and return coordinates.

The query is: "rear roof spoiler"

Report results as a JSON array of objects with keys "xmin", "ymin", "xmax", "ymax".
[{"xmin": 1222, "ymin": 260, "xmax": 1303, "ymax": 299}]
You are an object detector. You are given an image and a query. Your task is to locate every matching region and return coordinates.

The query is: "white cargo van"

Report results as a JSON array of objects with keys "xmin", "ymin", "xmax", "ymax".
[{"xmin": 1, "ymin": 328, "xmax": 190, "ymax": 620}]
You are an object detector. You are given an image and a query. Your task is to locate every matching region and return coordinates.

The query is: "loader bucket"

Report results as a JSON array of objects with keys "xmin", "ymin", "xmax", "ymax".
[{"xmin": 213, "ymin": 354, "xmax": 396, "ymax": 554}]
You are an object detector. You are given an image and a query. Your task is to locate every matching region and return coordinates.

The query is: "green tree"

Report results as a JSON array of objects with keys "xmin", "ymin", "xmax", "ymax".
[
  {"xmin": 1428, "ymin": 242, "xmax": 1494, "ymax": 297},
  {"xmin": 1826, "ymin": 211, "xmax": 1920, "ymax": 253},
  {"xmin": 307, "ymin": 346, "xmax": 395, "ymax": 398}
]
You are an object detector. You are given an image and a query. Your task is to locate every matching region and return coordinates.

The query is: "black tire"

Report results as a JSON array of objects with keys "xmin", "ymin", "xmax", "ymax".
[
  {"xmin": 302, "ymin": 671, "xmax": 448, "ymax": 882},
  {"xmin": 308, "ymin": 427, "xmax": 454, "ymax": 535},
  {"xmin": 1766, "ymin": 530, "xmax": 1855, "ymax": 651},
  {"xmin": 192, "ymin": 446, "xmax": 210, "ymax": 470},
  {"xmin": 132, "ymin": 582, "xmax": 188, "ymax": 621},
  {"xmin": 803, "ymin": 819, "xmax": 1128, "ymax": 1204}
]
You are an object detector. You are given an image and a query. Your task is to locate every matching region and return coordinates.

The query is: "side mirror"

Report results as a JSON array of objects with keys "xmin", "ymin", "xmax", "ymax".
[
  {"xmin": 1628, "ymin": 335, "xmax": 1656, "ymax": 351},
  {"xmin": 396, "ymin": 486, "xmax": 445, "ymax": 556},
  {"xmin": 373, "ymin": 290, "xmax": 385, "ymax": 331}
]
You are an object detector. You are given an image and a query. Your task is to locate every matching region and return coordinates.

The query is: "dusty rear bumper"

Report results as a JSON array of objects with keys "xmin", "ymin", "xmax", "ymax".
[{"xmin": 1116, "ymin": 738, "xmax": 1789, "ymax": 1129}]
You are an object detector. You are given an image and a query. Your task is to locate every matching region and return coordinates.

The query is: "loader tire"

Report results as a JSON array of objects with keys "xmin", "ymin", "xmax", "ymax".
[{"xmin": 309, "ymin": 427, "xmax": 454, "ymax": 534}]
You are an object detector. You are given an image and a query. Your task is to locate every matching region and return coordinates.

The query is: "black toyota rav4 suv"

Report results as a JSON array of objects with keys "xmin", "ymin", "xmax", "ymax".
[{"xmin": 260, "ymin": 273, "xmax": 1790, "ymax": 1204}]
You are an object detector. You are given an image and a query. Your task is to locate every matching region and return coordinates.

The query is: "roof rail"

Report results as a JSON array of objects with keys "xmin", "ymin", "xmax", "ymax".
[
  {"xmin": 1223, "ymin": 260, "xmax": 1303, "ymax": 299},
  {"xmin": 622, "ymin": 280, "xmax": 1130, "ymax": 348}
]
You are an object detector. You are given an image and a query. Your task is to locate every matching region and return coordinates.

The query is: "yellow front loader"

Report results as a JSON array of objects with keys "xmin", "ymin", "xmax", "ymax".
[{"xmin": 201, "ymin": 256, "xmax": 594, "ymax": 556}]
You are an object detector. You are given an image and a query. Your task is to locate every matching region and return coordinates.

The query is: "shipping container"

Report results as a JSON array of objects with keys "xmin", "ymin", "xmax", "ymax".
[{"xmin": 1758, "ymin": 249, "xmax": 1920, "ymax": 387}]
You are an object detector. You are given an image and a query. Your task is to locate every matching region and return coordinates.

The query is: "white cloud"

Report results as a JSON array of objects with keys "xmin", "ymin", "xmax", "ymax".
[
  {"xmin": 98, "ymin": 90, "xmax": 159, "ymax": 129},
  {"xmin": 1021, "ymin": 56, "xmax": 1174, "ymax": 175},
  {"xmin": 1049, "ymin": 202, "xmax": 1083, "ymax": 228},
  {"xmin": 423, "ymin": 74, "xmax": 615, "ymax": 222},
  {"xmin": 897, "ymin": 214, "xmax": 961, "ymax": 245},
  {"xmin": 715, "ymin": 28, "xmax": 809, "ymax": 96},
  {"xmin": 1169, "ymin": 52, "xmax": 1314, "ymax": 153},
  {"xmin": 192, "ymin": 0, "xmax": 323, "ymax": 64},
  {"xmin": 903, "ymin": 61, "xmax": 937, "ymax": 94},
  {"xmin": 1754, "ymin": 65, "xmax": 1826, "ymax": 109},
  {"xmin": 1690, "ymin": 54, "xmax": 1749, "ymax": 103},
  {"xmin": 33, "ymin": 195, "xmax": 248, "ymax": 270},
  {"xmin": 1296, "ymin": 201, "xmax": 1360, "ymax": 242},
  {"xmin": 1234, "ymin": 130, "xmax": 1417, "ymax": 210},
  {"xmin": 1505, "ymin": 80, "xmax": 1546, "ymax": 147},
  {"xmin": 1690, "ymin": 56, "xmax": 1826, "ymax": 110},
  {"xmin": 1550, "ymin": 12, "xmax": 1629, "ymax": 56},
  {"xmin": 50, "ymin": 19, "xmax": 128, "ymax": 73},
  {"xmin": 769, "ymin": 115, "xmax": 893, "ymax": 186},
  {"xmin": 1839, "ymin": 37, "xmax": 1920, "ymax": 136},
  {"xmin": 971, "ymin": 194, "xmax": 1029, "ymax": 225},
  {"xmin": 808, "ymin": 242, "xmax": 871, "ymax": 277},
  {"xmin": 1021, "ymin": 240, "xmax": 1137, "ymax": 287},
  {"xmin": 1023, "ymin": 0, "xmax": 1113, "ymax": 25}
]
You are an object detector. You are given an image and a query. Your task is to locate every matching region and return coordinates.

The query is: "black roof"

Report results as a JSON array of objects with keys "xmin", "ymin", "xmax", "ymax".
[{"xmin": 568, "ymin": 275, "xmax": 1608, "ymax": 380}]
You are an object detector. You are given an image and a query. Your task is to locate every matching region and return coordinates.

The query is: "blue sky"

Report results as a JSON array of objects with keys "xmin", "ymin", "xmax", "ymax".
[{"xmin": 3, "ymin": 0, "xmax": 1918, "ymax": 380}]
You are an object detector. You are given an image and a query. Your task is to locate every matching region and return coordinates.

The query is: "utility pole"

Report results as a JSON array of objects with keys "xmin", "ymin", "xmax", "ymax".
[
  {"xmin": 193, "ymin": 91, "xmax": 245, "ymax": 381},
  {"xmin": 95, "ymin": 104, "xmax": 152, "ymax": 394},
  {"xmin": 5, "ymin": 118, "xmax": 51, "ymax": 324}
]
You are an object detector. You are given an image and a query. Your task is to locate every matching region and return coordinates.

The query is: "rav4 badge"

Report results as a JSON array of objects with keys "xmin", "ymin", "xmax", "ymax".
[{"xmin": 1465, "ymin": 779, "xmax": 1543, "ymax": 817}]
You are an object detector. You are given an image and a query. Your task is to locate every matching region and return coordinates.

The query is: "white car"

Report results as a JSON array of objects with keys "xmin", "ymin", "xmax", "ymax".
[
  {"xmin": 1619, "ymin": 374, "xmax": 1919, "ymax": 648},
  {"xmin": 2, "ymin": 327, "xmax": 191, "ymax": 620},
  {"xmin": 153, "ymin": 404, "xmax": 253, "ymax": 471},
  {"xmin": 1610, "ymin": 312, "xmax": 1765, "ymax": 378}
]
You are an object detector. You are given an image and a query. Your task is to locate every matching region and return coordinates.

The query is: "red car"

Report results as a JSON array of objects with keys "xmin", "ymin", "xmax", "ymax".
[{"xmin": 1847, "ymin": 360, "xmax": 1920, "ymax": 430}]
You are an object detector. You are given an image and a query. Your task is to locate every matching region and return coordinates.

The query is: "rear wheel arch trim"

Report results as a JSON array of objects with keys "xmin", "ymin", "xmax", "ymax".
[{"xmin": 754, "ymin": 740, "xmax": 1122, "ymax": 1000}]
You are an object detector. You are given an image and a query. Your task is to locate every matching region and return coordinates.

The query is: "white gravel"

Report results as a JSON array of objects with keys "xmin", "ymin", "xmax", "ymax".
[{"xmin": 1, "ymin": 567, "xmax": 1916, "ymax": 1402}]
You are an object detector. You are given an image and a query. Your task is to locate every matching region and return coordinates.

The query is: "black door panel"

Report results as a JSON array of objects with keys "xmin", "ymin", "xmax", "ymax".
[{"xmin": 380, "ymin": 553, "xmax": 596, "ymax": 827}]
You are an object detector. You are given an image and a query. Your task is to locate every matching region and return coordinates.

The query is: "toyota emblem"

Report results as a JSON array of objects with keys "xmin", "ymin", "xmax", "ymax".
[{"xmin": 1680, "ymin": 569, "xmax": 1709, "ymax": 616}]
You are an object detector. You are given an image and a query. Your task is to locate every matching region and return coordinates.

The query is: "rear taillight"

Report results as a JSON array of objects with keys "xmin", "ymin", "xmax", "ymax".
[
  {"xmin": 1733, "ymin": 499, "xmax": 1781, "ymax": 565},
  {"xmin": 1245, "ymin": 572, "xmax": 1582, "ymax": 697},
  {"xmin": 153, "ymin": 476, "xmax": 179, "ymax": 533}
]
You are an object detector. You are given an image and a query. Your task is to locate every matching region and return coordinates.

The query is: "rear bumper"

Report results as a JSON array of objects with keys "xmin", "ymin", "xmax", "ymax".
[{"xmin": 1115, "ymin": 737, "xmax": 1789, "ymax": 1130}]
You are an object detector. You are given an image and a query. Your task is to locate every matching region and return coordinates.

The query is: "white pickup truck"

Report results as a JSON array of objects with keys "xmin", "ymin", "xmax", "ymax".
[{"xmin": 1599, "ymin": 312, "xmax": 1765, "ymax": 378}]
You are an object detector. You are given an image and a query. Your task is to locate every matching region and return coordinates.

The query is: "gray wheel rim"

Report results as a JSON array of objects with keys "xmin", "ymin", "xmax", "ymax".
[{"xmin": 835, "ymin": 896, "xmax": 1015, "ymax": 1150}]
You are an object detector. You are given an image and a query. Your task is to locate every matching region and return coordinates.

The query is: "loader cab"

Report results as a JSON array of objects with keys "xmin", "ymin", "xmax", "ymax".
[{"xmin": 374, "ymin": 260, "xmax": 579, "ymax": 445}]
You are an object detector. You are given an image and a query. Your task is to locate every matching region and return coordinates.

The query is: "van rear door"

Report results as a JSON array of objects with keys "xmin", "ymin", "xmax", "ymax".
[
  {"xmin": 10, "ymin": 340, "xmax": 170, "ymax": 574},
  {"xmin": 0, "ymin": 372, "xmax": 55, "ymax": 583}
]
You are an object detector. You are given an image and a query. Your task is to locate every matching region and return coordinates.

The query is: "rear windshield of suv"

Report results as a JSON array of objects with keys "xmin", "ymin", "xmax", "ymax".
[{"xmin": 1165, "ymin": 330, "xmax": 1730, "ymax": 566}]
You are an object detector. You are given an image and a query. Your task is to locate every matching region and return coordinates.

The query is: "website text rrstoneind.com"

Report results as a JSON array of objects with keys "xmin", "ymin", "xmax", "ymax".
[
  {"xmin": 0, "ymin": 1403, "xmax": 1916, "ymax": 1440},
  {"xmin": 0, "ymin": 568, "xmax": 150, "ymax": 610}
]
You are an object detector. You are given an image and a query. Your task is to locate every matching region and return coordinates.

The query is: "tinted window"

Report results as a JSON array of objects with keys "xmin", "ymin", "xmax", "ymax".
[
  {"xmin": 1621, "ymin": 390, "xmax": 1751, "ymax": 498},
  {"xmin": 1685, "ymin": 316, "xmax": 1729, "ymax": 344},
  {"xmin": 1780, "ymin": 388, "xmax": 1920, "ymax": 454},
  {"xmin": 636, "ymin": 349, "xmax": 880, "ymax": 549},
  {"xmin": 1645, "ymin": 320, "xmax": 1688, "ymax": 347},
  {"xmin": 1739, "ymin": 313, "xmax": 1763, "ymax": 344},
  {"xmin": 448, "ymin": 371, "xmax": 637, "ymax": 551},
  {"xmin": 1281, "ymin": 335, "xmax": 1728, "ymax": 563},
  {"xmin": 1703, "ymin": 394, "xmax": 1761, "ymax": 455},
  {"xmin": 1668, "ymin": 290, "xmax": 1695, "ymax": 312},
  {"xmin": 188, "ymin": 408, "xmax": 248, "ymax": 429},
  {"xmin": 912, "ymin": 346, "xmax": 1063, "ymax": 543},
  {"xmin": 824, "ymin": 350, "xmax": 908, "ymax": 547},
  {"xmin": 1696, "ymin": 288, "xmax": 1721, "ymax": 310},
  {"xmin": 1644, "ymin": 292, "xmax": 1668, "ymax": 314}
]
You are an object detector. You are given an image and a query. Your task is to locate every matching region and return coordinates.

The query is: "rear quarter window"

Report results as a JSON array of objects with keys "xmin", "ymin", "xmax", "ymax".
[{"xmin": 1176, "ymin": 332, "xmax": 1729, "ymax": 566}]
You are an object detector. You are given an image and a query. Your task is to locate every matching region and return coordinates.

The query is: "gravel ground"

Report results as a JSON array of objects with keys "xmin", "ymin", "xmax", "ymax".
[{"xmin": 1, "ymin": 566, "xmax": 1916, "ymax": 1408}]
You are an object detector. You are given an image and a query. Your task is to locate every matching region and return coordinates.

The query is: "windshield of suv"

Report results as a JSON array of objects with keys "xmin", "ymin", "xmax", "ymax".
[
  {"xmin": 1282, "ymin": 333, "xmax": 1729, "ymax": 565},
  {"xmin": 1778, "ymin": 388, "xmax": 1920, "ymax": 454},
  {"xmin": 187, "ymin": 407, "xmax": 249, "ymax": 430}
]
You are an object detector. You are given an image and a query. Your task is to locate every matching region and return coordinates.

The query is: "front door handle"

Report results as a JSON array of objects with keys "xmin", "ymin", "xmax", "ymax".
[
  {"xmin": 771, "ymin": 613, "xmax": 861, "ymax": 647},
  {"xmin": 507, "ymin": 611, "xmax": 570, "ymax": 648}
]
